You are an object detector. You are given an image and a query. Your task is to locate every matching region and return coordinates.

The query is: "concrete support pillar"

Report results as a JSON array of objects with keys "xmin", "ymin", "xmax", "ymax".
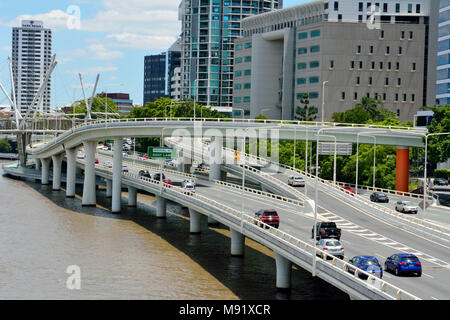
[
  {"xmin": 82, "ymin": 140, "xmax": 97, "ymax": 207},
  {"xmin": 112, "ymin": 138, "xmax": 123, "ymax": 213},
  {"xmin": 396, "ymin": 146, "xmax": 410, "ymax": 193},
  {"xmin": 128, "ymin": 186, "xmax": 137, "ymax": 207},
  {"xmin": 51, "ymin": 153, "xmax": 64, "ymax": 191},
  {"xmin": 41, "ymin": 158, "xmax": 51, "ymax": 185},
  {"xmin": 156, "ymin": 195, "xmax": 167, "ymax": 218},
  {"xmin": 274, "ymin": 252, "xmax": 292, "ymax": 291},
  {"xmin": 189, "ymin": 208, "xmax": 202, "ymax": 234},
  {"xmin": 65, "ymin": 148, "xmax": 77, "ymax": 197},
  {"xmin": 209, "ymin": 136, "xmax": 223, "ymax": 182},
  {"xmin": 35, "ymin": 158, "xmax": 41, "ymax": 171},
  {"xmin": 106, "ymin": 179, "xmax": 112, "ymax": 198},
  {"xmin": 230, "ymin": 228, "xmax": 245, "ymax": 257}
]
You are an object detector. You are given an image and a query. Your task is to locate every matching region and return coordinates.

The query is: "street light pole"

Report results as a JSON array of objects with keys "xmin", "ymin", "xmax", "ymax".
[{"xmin": 321, "ymin": 81, "xmax": 329, "ymax": 124}]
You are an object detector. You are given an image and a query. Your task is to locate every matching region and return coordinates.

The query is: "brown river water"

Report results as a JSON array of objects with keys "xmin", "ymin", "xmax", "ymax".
[{"xmin": 0, "ymin": 161, "xmax": 348, "ymax": 300}]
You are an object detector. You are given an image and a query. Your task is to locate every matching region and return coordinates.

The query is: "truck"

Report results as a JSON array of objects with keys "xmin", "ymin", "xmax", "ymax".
[{"xmin": 311, "ymin": 222, "xmax": 341, "ymax": 240}]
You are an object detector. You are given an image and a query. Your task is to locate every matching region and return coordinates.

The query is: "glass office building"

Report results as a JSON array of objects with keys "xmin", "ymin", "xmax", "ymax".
[{"xmin": 179, "ymin": 0, "xmax": 281, "ymax": 108}]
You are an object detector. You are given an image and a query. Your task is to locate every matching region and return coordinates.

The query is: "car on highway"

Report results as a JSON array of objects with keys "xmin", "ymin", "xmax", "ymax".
[
  {"xmin": 395, "ymin": 200, "xmax": 419, "ymax": 214},
  {"xmin": 254, "ymin": 209, "xmax": 280, "ymax": 229},
  {"xmin": 182, "ymin": 179, "xmax": 196, "ymax": 187},
  {"xmin": 94, "ymin": 158, "xmax": 99, "ymax": 164},
  {"xmin": 138, "ymin": 169, "xmax": 151, "ymax": 178},
  {"xmin": 104, "ymin": 160, "xmax": 112, "ymax": 168},
  {"xmin": 287, "ymin": 176, "xmax": 305, "ymax": 187},
  {"xmin": 121, "ymin": 164, "xmax": 128, "ymax": 173},
  {"xmin": 370, "ymin": 192, "xmax": 389, "ymax": 203},
  {"xmin": 434, "ymin": 178, "xmax": 449, "ymax": 186},
  {"xmin": 315, "ymin": 239, "xmax": 344, "ymax": 259},
  {"xmin": 122, "ymin": 151, "xmax": 128, "ymax": 157},
  {"xmin": 312, "ymin": 222, "xmax": 341, "ymax": 240},
  {"xmin": 384, "ymin": 253, "xmax": 422, "ymax": 277},
  {"xmin": 347, "ymin": 256, "xmax": 383, "ymax": 279},
  {"xmin": 183, "ymin": 183, "xmax": 196, "ymax": 193},
  {"xmin": 162, "ymin": 178, "xmax": 173, "ymax": 185},
  {"xmin": 341, "ymin": 185, "xmax": 355, "ymax": 195}
]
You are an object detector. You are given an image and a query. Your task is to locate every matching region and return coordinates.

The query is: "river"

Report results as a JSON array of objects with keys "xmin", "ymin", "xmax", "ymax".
[{"xmin": 0, "ymin": 161, "xmax": 348, "ymax": 300}]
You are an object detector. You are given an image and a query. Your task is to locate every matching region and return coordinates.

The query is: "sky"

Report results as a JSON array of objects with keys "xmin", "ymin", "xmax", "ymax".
[{"xmin": 0, "ymin": 0, "xmax": 308, "ymax": 108}]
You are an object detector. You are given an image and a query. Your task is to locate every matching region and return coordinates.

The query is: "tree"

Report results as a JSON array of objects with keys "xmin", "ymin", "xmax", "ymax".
[
  {"xmin": 70, "ymin": 97, "xmax": 119, "ymax": 119},
  {"xmin": 332, "ymin": 105, "xmax": 371, "ymax": 124},
  {"xmin": 128, "ymin": 97, "xmax": 227, "ymax": 119},
  {"xmin": 0, "ymin": 138, "xmax": 12, "ymax": 153},
  {"xmin": 332, "ymin": 97, "xmax": 396, "ymax": 124},
  {"xmin": 295, "ymin": 93, "xmax": 318, "ymax": 121},
  {"xmin": 426, "ymin": 105, "xmax": 450, "ymax": 164}
]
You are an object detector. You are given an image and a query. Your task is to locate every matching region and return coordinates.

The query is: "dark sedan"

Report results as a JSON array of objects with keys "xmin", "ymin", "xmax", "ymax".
[{"xmin": 370, "ymin": 192, "xmax": 389, "ymax": 203}]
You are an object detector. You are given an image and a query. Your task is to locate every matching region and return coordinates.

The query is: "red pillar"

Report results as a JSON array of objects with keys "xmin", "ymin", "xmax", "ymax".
[{"xmin": 396, "ymin": 146, "xmax": 410, "ymax": 193}]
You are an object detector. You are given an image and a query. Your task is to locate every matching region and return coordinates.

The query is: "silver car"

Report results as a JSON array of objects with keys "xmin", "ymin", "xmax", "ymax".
[
  {"xmin": 288, "ymin": 176, "xmax": 305, "ymax": 187},
  {"xmin": 316, "ymin": 239, "xmax": 344, "ymax": 259},
  {"xmin": 183, "ymin": 183, "xmax": 196, "ymax": 193},
  {"xmin": 182, "ymin": 179, "xmax": 196, "ymax": 187},
  {"xmin": 395, "ymin": 200, "xmax": 418, "ymax": 214}
]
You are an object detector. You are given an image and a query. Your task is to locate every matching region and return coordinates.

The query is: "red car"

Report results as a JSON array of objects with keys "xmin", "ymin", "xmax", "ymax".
[
  {"xmin": 342, "ymin": 185, "xmax": 355, "ymax": 194},
  {"xmin": 163, "ymin": 178, "xmax": 173, "ymax": 185},
  {"xmin": 254, "ymin": 209, "xmax": 280, "ymax": 229},
  {"xmin": 94, "ymin": 158, "xmax": 99, "ymax": 164}
]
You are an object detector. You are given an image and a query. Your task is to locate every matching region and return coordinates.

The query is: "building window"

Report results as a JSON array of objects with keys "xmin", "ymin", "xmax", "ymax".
[
  {"xmin": 357, "ymin": 45, "xmax": 361, "ymax": 54},
  {"xmin": 416, "ymin": 4, "xmax": 420, "ymax": 13},
  {"xmin": 298, "ymin": 47, "xmax": 308, "ymax": 55},
  {"xmin": 341, "ymin": 92, "xmax": 346, "ymax": 100},
  {"xmin": 383, "ymin": 3, "xmax": 388, "ymax": 12},
  {"xmin": 395, "ymin": 93, "xmax": 399, "ymax": 101},
  {"xmin": 412, "ymin": 94, "xmax": 415, "ymax": 102},
  {"xmin": 330, "ymin": 60, "xmax": 335, "ymax": 69},
  {"xmin": 244, "ymin": 83, "xmax": 251, "ymax": 89},
  {"xmin": 380, "ymin": 30, "xmax": 385, "ymax": 39},
  {"xmin": 244, "ymin": 69, "xmax": 251, "ymax": 76},
  {"xmin": 354, "ymin": 92, "xmax": 358, "ymax": 100},
  {"xmin": 408, "ymin": 4, "xmax": 412, "ymax": 13},
  {"xmin": 310, "ymin": 61, "xmax": 320, "ymax": 68},
  {"xmin": 359, "ymin": 61, "xmax": 363, "ymax": 69},
  {"xmin": 235, "ymin": 57, "xmax": 242, "ymax": 63},
  {"xmin": 334, "ymin": 1, "xmax": 339, "ymax": 11},
  {"xmin": 359, "ymin": 2, "xmax": 363, "ymax": 11},
  {"xmin": 234, "ymin": 71, "xmax": 242, "ymax": 77},
  {"xmin": 309, "ymin": 77, "xmax": 319, "ymax": 83},
  {"xmin": 396, "ymin": 62, "xmax": 400, "ymax": 70},
  {"xmin": 371, "ymin": 61, "xmax": 375, "ymax": 70},
  {"xmin": 243, "ymin": 96, "xmax": 250, "ymax": 102},
  {"xmin": 298, "ymin": 62, "xmax": 307, "ymax": 70},
  {"xmin": 245, "ymin": 43, "xmax": 252, "ymax": 49},
  {"xmin": 297, "ymin": 78, "xmax": 307, "ymax": 85},
  {"xmin": 244, "ymin": 56, "xmax": 252, "ymax": 62},
  {"xmin": 401, "ymin": 31, "xmax": 405, "ymax": 39},
  {"xmin": 235, "ymin": 44, "xmax": 242, "ymax": 50},
  {"xmin": 409, "ymin": 31, "xmax": 413, "ymax": 39},
  {"xmin": 311, "ymin": 30, "xmax": 321, "ymax": 37},
  {"xmin": 338, "ymin": 14, "xmax": 343, "ymax": 21},
  {"xmin": 234, "ymin": 84, "xmax": 242, "ymax": 89},
  {"xmin": 397, "ymin": 78, "xmax": 401, "ymax": 86},
  {"xmin": 298, "ymin": 32, "xmax": 308, "ymax": 39},
  {"xmin": 309, "ymin": 92, "xmax": 319, "ymax": 99},
  {"xmin": 386, "ymin": 46, "xmax": 390, "ymax": 54},
  {"xmin": 356, "ymin": 76, "xmax": 360, "ymax": 85},
  {"xmin": 310, "ymin": 45, "xmax": 320, "ymax": 53},
  {"xmin": 234, "ymin": 97, "xmax": 241, "ymax": 103},
  {"xmin": 370, "ymin": 45, "xmax": 374, "ymax": 54},
  {"xmin": 412, "ymin": 62, "xmax": 416, "ymax": 71},
  {"xmin": 350, "ymin": 61, "xmax": 355, "ymax": 69},
  {"xmin": 379, "ymin": 61, "xmax": 383, "ymax": 70},
  {"xmin": 396, "ymin": 3, "xmax": 400, "ymax": 13},
  {"xmin": 385, "ymin": 77, "xmax": 389, "ymax": 85},
  {"xmin": 398, "ymin": 46, "xmax": 403, "ymax": 55},
  {"xmin": 369, "ymin": 76, "xmax": 373, "ymax": 85}
]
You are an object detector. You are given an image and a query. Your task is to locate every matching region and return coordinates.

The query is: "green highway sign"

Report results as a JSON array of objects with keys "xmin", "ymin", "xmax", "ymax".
[{"xmin": 147, "ymin": 146, "xmax": 176, "ymax": 159}]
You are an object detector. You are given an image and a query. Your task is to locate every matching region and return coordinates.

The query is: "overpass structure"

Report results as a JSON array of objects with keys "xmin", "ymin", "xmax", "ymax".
[{"xmin": 3, "ymin": 117, "xmax": 449, "ymax": 300}]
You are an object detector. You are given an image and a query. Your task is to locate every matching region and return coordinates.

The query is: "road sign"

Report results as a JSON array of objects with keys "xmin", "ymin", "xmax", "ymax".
[
  {"xmin": 318, "ymin": 142, "xmax": 353, "ymax": 156},
  {"xmin": 147, "ymin": 147, "xmax": 175, "ymax": 159}
]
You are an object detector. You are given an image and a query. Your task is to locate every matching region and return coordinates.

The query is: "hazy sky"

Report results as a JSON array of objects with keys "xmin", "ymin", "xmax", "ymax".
[{"xmin": 0, "ymin": 0, "xmax": 310, "ymax": 108}]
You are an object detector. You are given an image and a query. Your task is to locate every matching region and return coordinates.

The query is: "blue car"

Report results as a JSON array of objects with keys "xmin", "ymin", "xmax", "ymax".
[
  {"xmin": 384, "ymin": 253, "xmax": 422, "ymax": 277},
  {"xmin": 348, "ymin": 256, "xmax": 383, "ymax": 279}
]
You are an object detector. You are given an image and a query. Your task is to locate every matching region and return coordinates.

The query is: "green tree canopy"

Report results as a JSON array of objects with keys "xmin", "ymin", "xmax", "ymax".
[
  {"xmin": 70, "ymin": 96, "xmax": 119, "ymax": 119},
  {"xmin": 295, "ymin": 93, "xmax": 318, "ymax": 121},
  {"xmin": 426, "ymin": 105, "xmax": 450, "ymax": 164},
  {"xmin": 128, "ymin": 97, "xmax": 227, "ymax": 119},
  {"xmin": 332, "ymin": 97, "xmax": 396, "ymax": 124}
]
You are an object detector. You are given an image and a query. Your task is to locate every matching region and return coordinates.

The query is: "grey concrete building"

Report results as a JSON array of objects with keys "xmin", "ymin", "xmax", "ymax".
[
  {"xmin": 232, "ymin": 0, "xmax": 438, "ymax": 122},
  {"xmin": 178, "ymin": 0, "xmax": 282, "ymax": 110}
]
